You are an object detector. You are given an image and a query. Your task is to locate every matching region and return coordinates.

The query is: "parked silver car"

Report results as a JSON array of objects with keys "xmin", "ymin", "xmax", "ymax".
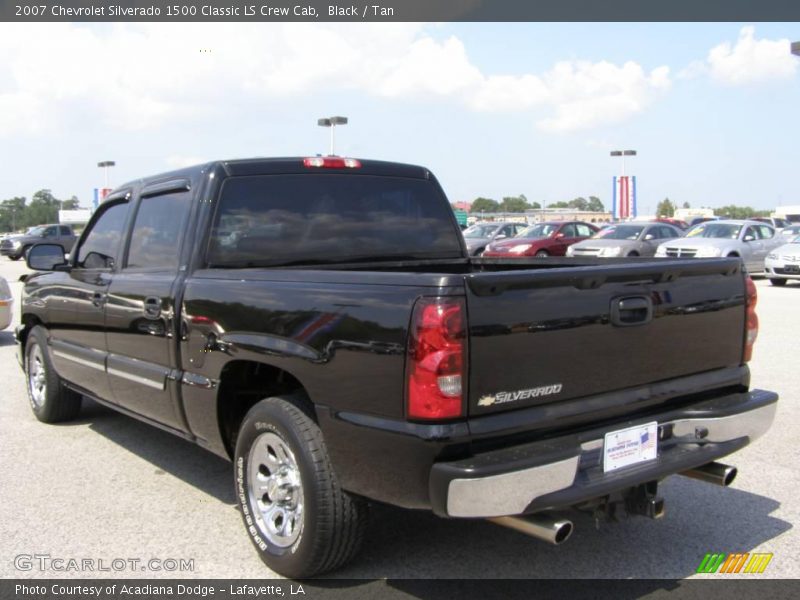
[
  {"xmin": 765, "ymin": 235, "xmax": 800, "ymax": 286},
  {"xmin": 655, "ymin": 220, "xmax": 783, "ymax": 273},
  {"xmin": 779, "ymin": 224, "xmax": 800, "ymax": 239},
  {"xmin": 566, "ymin": 222, "xmax": 683, "ymax": 258},
  {"xmin": 0, "ymin": 276, "xmax": 12, "ymax": 330},
  {"xmin": 462, "ymin": 221, "xmax": 527, "ymax": 256}
]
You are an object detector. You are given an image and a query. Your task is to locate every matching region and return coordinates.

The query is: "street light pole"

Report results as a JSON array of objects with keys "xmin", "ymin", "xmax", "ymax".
[
  {"xmin": 610, "ymin": 150, "xmax": 636, "ymax": 177},
  {"xmin": 97, "ymin": 161, "xmax": 115, "ymax": 189},
  {"xmin": 317, "ymin": 116, "xmax": 348, "ymax": 155}
]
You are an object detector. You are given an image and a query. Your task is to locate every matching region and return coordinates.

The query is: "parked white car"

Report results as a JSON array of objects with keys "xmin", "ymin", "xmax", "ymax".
[
  {"xmin": 655, "ymin": 220, "xmax": 783, "ymax": 274},
  {"xmin": 765, "ymin": 235, "xmax": 800, "ymax": 286},
  {"xmin": 0, "ymin": 276, "xmax": 13, "ymax": 330}
]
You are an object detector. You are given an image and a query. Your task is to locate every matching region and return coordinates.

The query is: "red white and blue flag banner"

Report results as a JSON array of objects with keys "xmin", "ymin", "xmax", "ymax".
[{"xmin": 612, "ymin": 176, "xmax": 637, "ymax": 219}]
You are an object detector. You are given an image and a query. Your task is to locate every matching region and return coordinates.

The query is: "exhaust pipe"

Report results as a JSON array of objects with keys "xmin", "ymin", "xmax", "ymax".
[
  {"xmin": 488, "ymin": 514, "xmax": 574, "ymax": 545},
  {"xmin": 681, "ymin": 462, "xmax": 738, "ymax": 487}
]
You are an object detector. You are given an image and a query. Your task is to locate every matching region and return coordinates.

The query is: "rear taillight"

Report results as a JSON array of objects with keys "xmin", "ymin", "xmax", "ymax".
[
  {"xmin": 406, "ymin": 297, "xmax": 466, "ymax": 420},
  {"xmin": 303, "ymin": 157, "xmax": 361, "ymax": 169},
  {"xmin": 744, "ymin": 275, "xmax": 758, "ymax": 363}
]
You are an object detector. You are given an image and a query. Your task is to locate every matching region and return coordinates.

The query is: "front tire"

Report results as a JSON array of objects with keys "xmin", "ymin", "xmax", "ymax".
[
  {"xmin": 769, "ymin": 278, "xmax": 787, "ymax": 286},
  {"xmin": 234, "ymin": 395, "xmax": 367, "ymax": 577},
  {"xmin": 25, "ymin": 326, "xmax": 82, "ymax": 423},
  {"xmin": 535, "ymin": 250, "xmax": 549, "ymax": 257}
]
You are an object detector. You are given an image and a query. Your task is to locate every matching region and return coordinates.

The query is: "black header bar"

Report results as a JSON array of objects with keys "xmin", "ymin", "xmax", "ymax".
[{"xmin": 4, "ymin": 0, "xmax": 800, "ymax": 22}]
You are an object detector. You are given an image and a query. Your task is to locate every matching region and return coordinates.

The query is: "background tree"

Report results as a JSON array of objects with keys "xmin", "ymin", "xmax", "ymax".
[
  {"xmin": 567, "ymin": 197, "xmax": 588, "ymax": 210},
  {"xmin": 470, "ymin": 197, "xmax": 500, "ymax": 214},
  {"xmin": 499, "ymin": 195, "xmax": 531, "ymax": 212},
  {"xmin": 682, "ymin": 201, "xmax": 691, "ymax": 209},
  {"xmin": 715, "ymin": 205, "xmax": 770, "ymax": 219},
  {"xmin": 25, "ymin": 189, "xmax": 61, "ymax": 226},
  {"xmin": 62, "ymin": 196, "xmax": 80, "ymax": 210},
  {"xmin": 0, "ymin": 197, "xmax": 27, "ymax": 231},
  {"xmin": 656, "ymin": 197, "xmax": 676, "ymax": 217},
  {"xmin": 587, "ymin": 196, "xmax": 604, "ymax": 212}
]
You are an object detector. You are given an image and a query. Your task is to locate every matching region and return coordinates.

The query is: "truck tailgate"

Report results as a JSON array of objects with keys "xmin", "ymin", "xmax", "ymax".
[{"xmin": 464, "ymin": 259, "xmax": 746, "ymax": 416}]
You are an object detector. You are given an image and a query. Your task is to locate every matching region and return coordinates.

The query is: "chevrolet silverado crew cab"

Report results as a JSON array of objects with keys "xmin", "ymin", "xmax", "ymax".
[{"xmin": 17, "ymin": 157, "xmax": 777, "ymax": 577}]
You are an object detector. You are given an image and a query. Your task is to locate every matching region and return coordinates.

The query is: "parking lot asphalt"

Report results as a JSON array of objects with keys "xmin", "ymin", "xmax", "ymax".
[{"xmin": 0, "ymin": 257, "xmax": 797, "ymax": 580}]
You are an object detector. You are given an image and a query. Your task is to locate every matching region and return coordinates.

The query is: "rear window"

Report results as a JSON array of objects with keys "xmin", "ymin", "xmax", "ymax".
[
  {"xmin": 207, "ymin": 174, "xmax": 463, "ymax": 267},
  {"xmin": 594, "ymin": 225, "xmax": 644, "ymax": 240}
]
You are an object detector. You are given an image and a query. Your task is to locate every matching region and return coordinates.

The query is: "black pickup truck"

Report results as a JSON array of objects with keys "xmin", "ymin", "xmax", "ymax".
[{"xmin": 17, "ymin": 157, "xmax": 777, "ymax": 577}]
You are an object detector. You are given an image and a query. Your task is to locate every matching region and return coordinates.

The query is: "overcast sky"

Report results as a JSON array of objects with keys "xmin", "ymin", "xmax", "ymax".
[{"xmin": 0, "ymin": 22, "xmax": 798, "ymax": 213}]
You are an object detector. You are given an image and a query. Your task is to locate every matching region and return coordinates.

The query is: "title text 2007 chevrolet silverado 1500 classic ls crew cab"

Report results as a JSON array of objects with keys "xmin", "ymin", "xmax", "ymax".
[{"xmin": 17, "ymin": 157, "xmax": 777, "ymax": 577}]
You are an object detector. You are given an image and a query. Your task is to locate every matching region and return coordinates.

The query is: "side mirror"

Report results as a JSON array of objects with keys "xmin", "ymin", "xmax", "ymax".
[
  {"xmin": 495, "ymin": 234, "xmax": 507, "ymax": 240},
  {"xmin": 644, "ymin": 234, "xmax": 655, "ymax": 241},
  {"xmin": 554, "ymin": 232, "xmax": 565, "ymax": 239},
  {"xmin": 744, "ymin": 235, "xmax": 755, "ymax": 242},
  {"xmin": 26, "ymin": 243, "xmax": 67, "ymax": 271}
]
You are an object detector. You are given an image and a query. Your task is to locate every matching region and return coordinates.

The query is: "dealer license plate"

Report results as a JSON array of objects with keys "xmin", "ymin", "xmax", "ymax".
[{"xmin": 603, "ymin": 422, "xmax": 658, "ymax": 473}]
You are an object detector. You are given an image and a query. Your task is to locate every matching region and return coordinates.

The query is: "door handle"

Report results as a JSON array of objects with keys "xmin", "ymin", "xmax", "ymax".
[
  {"xmin": 143, "ymin": 296, "xmax": 162, "ymax": 319},
  {"xmin": 610, "ymin": 296, "xmax": 653, "ymax": 327},
  {"xmin": 92, "ymin": 292, "xmax": 106, "ymax": 308}
]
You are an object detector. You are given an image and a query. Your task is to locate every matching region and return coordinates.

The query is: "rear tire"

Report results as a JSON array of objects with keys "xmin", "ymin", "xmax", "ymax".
[
  {"xmin": 627, "ymin": 251, "xmax": 640, "ymax": 257},
  {"xmin": 9, "ymin": 254, "xmax": 21, "ymax": 261},
  {"xmin": 769, "ymin": 278, "xmax": 787, "ymax": 286},
  {"xmin": 535, "ymin": 250, "xmax": 549, "ymax": 257},
  {"xmin": 234, "ymin": 395, "xmax": 368, "ymax": 577},
  {"xmin": 25, "ymin": 326, "xmax": 82, "ymax": 423}
]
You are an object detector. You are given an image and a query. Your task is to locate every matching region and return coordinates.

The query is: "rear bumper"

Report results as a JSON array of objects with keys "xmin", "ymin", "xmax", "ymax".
[{"xmin": 429, "ymin": 389, "xmax": 777, "ymax": 518}]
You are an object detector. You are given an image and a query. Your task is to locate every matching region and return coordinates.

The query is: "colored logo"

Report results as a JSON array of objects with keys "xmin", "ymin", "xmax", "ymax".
[{"xmin": 696, "ymin": 552, "xmax": 773, "ymax": 574}]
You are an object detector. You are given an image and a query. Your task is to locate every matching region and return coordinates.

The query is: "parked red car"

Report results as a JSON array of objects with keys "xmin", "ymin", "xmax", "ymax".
[{"xmin": 481, "ymin": 221, "xmax": 599, "ymax": 257}]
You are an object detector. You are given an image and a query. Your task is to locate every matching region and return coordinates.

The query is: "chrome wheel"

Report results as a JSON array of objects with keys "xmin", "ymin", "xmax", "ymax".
[
  {"xmin": 247, "ymin": 431, "xmax": 304, "ymax": 548},
  {"xmin": 27, "ymin": 344, "xmax": 47, "ymax": 408}
]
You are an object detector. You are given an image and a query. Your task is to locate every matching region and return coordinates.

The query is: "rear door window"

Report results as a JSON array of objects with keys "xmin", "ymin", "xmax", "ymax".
[
  {"xmin": 207, "ymin": 174, "xmax": 463, "ymax": 267},
  {"xmin": 757, "ymin": 225, "xmax": 774, "ymax": 239},
  {"xmin": 560, "ymin": 224, "xmax": 577, "ymax": 238},
  {"xmin": 126, "ymin": 191, "xmax": 193, "ymax": 270}
]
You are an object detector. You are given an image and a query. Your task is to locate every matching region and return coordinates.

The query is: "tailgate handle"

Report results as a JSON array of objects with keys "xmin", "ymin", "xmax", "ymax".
[{"xmin": 611, "ymin": 296, "xmax": 653, "ymax": 327}]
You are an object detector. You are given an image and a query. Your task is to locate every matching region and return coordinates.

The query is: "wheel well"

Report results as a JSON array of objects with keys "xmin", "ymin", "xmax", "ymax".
[
  {"xmin": 17, "ymin": 314, "xmax": 43, "ymax": 349},
  {"xmin": 727, "ymin": 252, "xmax": 740, "ymax": 257},
  {"xmin": 217, "ymin": 360, "xmax": 310, "ymax": 457}
]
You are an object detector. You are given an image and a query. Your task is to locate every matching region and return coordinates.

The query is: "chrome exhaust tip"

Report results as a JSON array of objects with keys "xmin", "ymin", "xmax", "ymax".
[
  {"xmin": 681, "ymin": 462, "xmax": 738, "ymax": 487},
  {"xmin": 488, "ymin": 514, "xmax": 574, "ymax": 545}
]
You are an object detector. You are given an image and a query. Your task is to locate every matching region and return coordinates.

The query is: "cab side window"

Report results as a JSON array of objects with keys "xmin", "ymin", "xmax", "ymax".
[
  {"xmin": 76, "ymin": 201, "xmax": 129, "ymax": 270},
  {"xmin": 60, "ymin": 226, "xmax": 72, "ymax": 236},
  {"xmin": 126, "ymin": 191, "xmax": 192, "ymax": 270},
  {"xmin": 576, "ymin": 224, "xmax": 594, "ymax": 237}
]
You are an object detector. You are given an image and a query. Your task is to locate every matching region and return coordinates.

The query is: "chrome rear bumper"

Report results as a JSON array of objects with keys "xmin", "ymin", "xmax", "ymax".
[{"xmin": 430, "ymin": 390, "xmax": 777, "ymax": 518}]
